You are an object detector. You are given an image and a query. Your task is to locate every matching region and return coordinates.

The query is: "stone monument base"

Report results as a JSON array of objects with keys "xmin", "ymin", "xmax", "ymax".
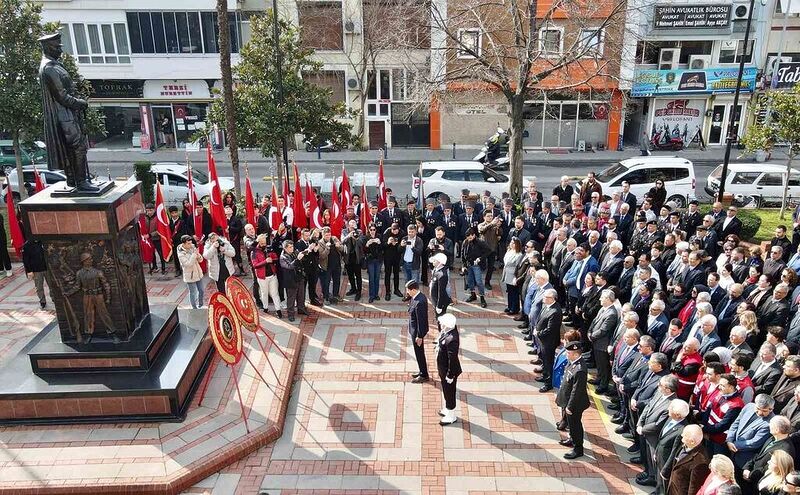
[
  {"xmin": 0, "ymin": 305, "xmax": 212, "ymax": 425},
  {"xmin": 49, "ymin": 180, "xmax": 116, "ymax": 197}
]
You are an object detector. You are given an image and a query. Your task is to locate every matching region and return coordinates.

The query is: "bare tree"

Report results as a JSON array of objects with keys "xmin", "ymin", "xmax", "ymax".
[
  {"xmin": 217, "ymin": 0, "xmax": 241, "ymax": 196},
  {"xmin": 410, "ymin": 0, "xmax": 627, "ymax": 198}
]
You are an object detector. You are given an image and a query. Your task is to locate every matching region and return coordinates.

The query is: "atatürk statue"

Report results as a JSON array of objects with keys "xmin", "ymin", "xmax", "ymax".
[{"xmin": 38, "ymin": 32, "xmax": 99, "ymax": 193}]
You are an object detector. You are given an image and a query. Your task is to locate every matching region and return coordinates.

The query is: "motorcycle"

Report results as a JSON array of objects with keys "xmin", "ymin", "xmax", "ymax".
[
  {"xmin": 474, "ymin": 127, "xmax": 511, "ymax": 171},
  {"xmin": 304, "ymin": 136, "xmax": 339, "ymax": 153},
  {"xmin": 649, "ymin": 130, "xmax": 684, "ymax": 151}
]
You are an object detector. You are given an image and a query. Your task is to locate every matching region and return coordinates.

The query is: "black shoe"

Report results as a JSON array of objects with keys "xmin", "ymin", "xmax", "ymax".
[
  {"xmin": 608, "ymin": 403, "xmax": 620, "ymax": 411},
  {"xmin": 411, "ymin": 376, "xmax": 429, "ymax": 384},
  {"xmin": 346, "ymin": 289, "xmax": 357, "ymax": 296},
  {"xmin": 276, "ymin": 310, "xmax": 283, "ymax": 319},
  {"xmin": 513, "ymin": 315, "xmax": 525, "ymax": 322},
  {"xmin": 610, "ymin": 416, "xmax": 624, "ymax": 425},
  {"xmin": 622, "ymin": 432, "xmax": 635, "ymax": 440},
  {"xmin": 629, "ymin": 457, "xmax": 642, "ymax": 465},
  {"xmin": 527, "ymin": 350, "xmax": 538, "ymax": 356},
  {"xmin": 402, "ymin": 296, "xmax": 411, "ymax": 302},
  {"xmin": 614, "ymin": 426, "xmax": 629, "ymax": 434},
  {"xmin": 288, "ymin": 315, "xmax": 296, "ymax": 322},
  {"xmin": 627, "ymin": 444, "xmax": 640, "ymax": 453},
  {"xmin": 556, "ymin": 422, "xmax": 568, "ymax": 431},
  {"xmin": 298, "ymin": 309, "xmax": 310, "ymax": 316},
  {"xmin": 39, "ymin": 301, "xmax": 46, "ymax": 309},
  {"xmin": 480, "ymin": 296, "xmax": 487, "ymax": 308},
  {"xmin": 588, "ymin": 378, "xmax": 600, "ymax": 385},
  {"xmin": 368, "ymin": 297, "xmax": 375, "ymax": 303},
  {"xmin": 485, "ymin": 283, "xmax": 493, "ymax": 291},
  {"xmin": 595, "ymin": 387, "xmax": 609, "ymax": 395},
  {"xmin": 538, "ymin": 385, "xmax": 553, "ymax": 393},
  {"xmin": 503, "ymin": 308, "xmax": 511, "ymax": 314},
  {"xmin": 465, "ymin": 293, "xmax": 477, "ymax": 303},
  {"xmin": 563, "ymin": 450, "xmax": 583, "ymax": 460},
  {"xmin": 355, "ymin": 293, "xmax": 361, "ymax": 301},
  {"xmin": 558, "ymin": 438, "xmax": 574, "ymax": 447},
  {"xmin": 517, "ymin": 323, "xmax": 529, "ymax": 329},
  {"xmin": 411, "ymin": 372, "xmax": 421, "ymax": 378},
  {"xmin": 520, "ymin": 330, "xmax": 531, "ymax": 336},
  {"xmin": 635, "ymin": 477, "xmax": 656, "ymax": 487},
  {"xmin": 523, "ymin": 335, "xmax": 532, "ymax": 341},
  {"xmin": 394, "ymin": 289, "xmax": 403, "ymax": 297},
  {"xmin": 526, "ymin": 342, "xmax": 535, "ymax": 347},
  {"xmin": 385, "ymin": 294, "xmax": 391, "ymax": 301}
]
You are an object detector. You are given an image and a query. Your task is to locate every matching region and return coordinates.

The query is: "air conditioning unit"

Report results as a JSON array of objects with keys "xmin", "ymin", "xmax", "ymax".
[
  {"xmin": 733, "ymin": 2, "xmax": 751, "ymax": 19},
  {"xmin": 688, "ymin": 55, "xmax": 712, "ymax": 70},
  {"xmin": 343, "ymin": 19, "xmax": 361, "ymax": 34},
  {"xmin": 346, "ymin": 77, "xmax": 361, "ymax": 90},
  {"xmin": 658, "ymin": 48, "xmax": 680, "ymax": 70}
]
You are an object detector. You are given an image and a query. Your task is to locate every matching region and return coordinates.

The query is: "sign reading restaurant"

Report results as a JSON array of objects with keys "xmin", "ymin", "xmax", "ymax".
[{"xmin": 653, "ymin": 5, "xmax": 732, "ymax": 29}]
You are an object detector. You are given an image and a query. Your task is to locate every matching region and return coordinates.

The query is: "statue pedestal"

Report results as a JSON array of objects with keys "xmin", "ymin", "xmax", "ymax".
[{"xmin": 0, "ymin": 181, "xmax": 212, "ymax": 424}]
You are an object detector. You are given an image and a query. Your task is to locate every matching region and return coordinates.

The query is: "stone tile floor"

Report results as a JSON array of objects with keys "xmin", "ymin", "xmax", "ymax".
[{"xmin": 0, "ymin": 267, "xmax": 644, "ymax": 494}]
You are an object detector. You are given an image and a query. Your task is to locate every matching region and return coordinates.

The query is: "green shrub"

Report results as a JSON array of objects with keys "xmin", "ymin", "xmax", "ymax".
[
  {"xmin": 134, "ymin": 161, "xmax": 154, "ymax": 205},
  {"xmin": 698, "ymin": 205, "xmax": 761, "ymax": 241}
]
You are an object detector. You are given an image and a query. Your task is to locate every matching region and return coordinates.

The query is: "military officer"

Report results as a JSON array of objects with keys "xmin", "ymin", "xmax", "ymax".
[
  {"xmin": 436, "ymin": 312, "xmax": 462, "ymax": 425},
  {"xmin": 556, "ymin": 341, "xmax": 590, "ymax": 459}
]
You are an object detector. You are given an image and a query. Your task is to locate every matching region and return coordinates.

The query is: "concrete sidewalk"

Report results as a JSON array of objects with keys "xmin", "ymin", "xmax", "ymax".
[{"xmin": 89, "ymin": 145, "xmax": 782, "ymax": 166}]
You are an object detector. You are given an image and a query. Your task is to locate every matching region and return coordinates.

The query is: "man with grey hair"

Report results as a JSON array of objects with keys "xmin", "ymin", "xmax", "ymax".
[
  {"xmin": 751, "ymin": 342, "xmax": 782, "ymax": 395},
  {"xmin": 726, "ymin": 325, "xmax": 753, "ymax": 358},
  {"xmin": 662, "ymin": 424, "xmax": 710, "ymax": 495},
  {"xmin": 684, "ymin": 300, "xmax": 713, "ymax": 341},
  {"xmin": 757, "ymin": 282, "xmax": 791, "ymax": 331},
  {"xmin": 742, "ymin": 414, "xmax": 795, "ymax": 493},
  {"xmin": 534, "ymin": 288, "xmax": 562, "ymax": 392},
  {"xmin": 778, "ymin": 384, "xmax": 800, "ymax": 429},
  {"xmin": 635, "ymin": 374, "xmax": 678, "ymax": 487},
  {"xmin": 726, "ymin": 393, "xmax": 775, "ymax": 471},
  {"xmin": 652, "ymin": 398, "xmax": 690, "ymax": 493},
  {"xmin": 646, "ymin": 299, "xmax": 668, "ymax": 345},
  {"xmin": 697, "ymin": 314, "xmax": 721, "ymax": 355},
  {"xmin": 588, "ymin": 289, "xmax": 619, "ymax": 394}
]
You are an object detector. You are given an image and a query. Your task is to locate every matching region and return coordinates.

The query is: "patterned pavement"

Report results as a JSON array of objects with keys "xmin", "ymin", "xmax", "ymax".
[{"xmin": 0, "ymin": 266, "xmax": 645, "ymax": 494}]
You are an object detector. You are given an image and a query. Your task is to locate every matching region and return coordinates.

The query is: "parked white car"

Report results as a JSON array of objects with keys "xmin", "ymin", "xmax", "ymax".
[
  {"xmin": 1, "ymin": 166, "xmax": 68, "ymax": 200},
  {"xmin": 705, "ymin": 163, "xmax": 800, "ymax": 207},
  {"xmin": 590, "ymin": 156, "xmax": 697, "ymax": 208},
  {"xmin": 410, "ymin": 161, "xmax": 534, "ymax": 201},
  {"xmin": 129, "ymin": 162, "xmax": 235, "ymax": 205}
]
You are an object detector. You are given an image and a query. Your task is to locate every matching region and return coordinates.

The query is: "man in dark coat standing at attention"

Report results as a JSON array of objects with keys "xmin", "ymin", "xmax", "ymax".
[
  {"xmin": 535, "ymin": 288, "xmax": 563, "ymax": 392},
  {"xmin": 556, "ymin": 340, "xmax": 590, "ymax": 459},
  {"xmin": 436, "ymin": 312, "xmax": 462, "ymax": 425},
  {"xmin": 407, "ymin": 280, "xmax": 430, "ymax": 383}
]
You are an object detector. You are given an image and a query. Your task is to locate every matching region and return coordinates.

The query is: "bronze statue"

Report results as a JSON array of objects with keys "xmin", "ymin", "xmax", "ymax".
[
  {"xmin": 68, "ymin": 252, "xmax": 114, "ymax": 343},
  {"xmin": 38, "ymin": 32, "xmax": 99, "ymax": 193}
]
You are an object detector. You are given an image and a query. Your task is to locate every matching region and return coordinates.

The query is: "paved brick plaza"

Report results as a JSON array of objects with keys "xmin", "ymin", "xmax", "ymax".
[{"xmin": 0, "ymin": 268, "xmax": 644, "ymax": 494}]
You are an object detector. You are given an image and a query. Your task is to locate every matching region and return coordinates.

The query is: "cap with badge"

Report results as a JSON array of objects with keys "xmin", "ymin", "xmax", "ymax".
[
  {"xmin": 429, "ymin": 252, "xmax": 448, "ymax": 266},
  {"xmin": 564, "ymin": 341, "xmax": 582, "ymax": 351},
  {"xmin": 425, "ymin": 198, "xmax": 435, "ymax": 205},
  {"xmin": 438, "ymin": 313, "xmax": 457, "ymax": 330}
]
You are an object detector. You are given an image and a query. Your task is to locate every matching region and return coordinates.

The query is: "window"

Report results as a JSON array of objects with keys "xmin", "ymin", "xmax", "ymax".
[
  {"xmin": 457, "ymin": 29, "xmax": 481, "ymax": 58},
  {"xmin": 577, "ymin": 29, "xmax": 603, "ymax": 57},
  {"xmin": 298, "ymin": 2, "xmax": 344, "ymax": 50},
  {"xmin": 200, "ymin": 12, "xmax": 218, "ymax": 54},
  {"xmin": 59, "ymin": 24, "xmax": 73, "ymax": 55},
  {"xmin": 789, "ymin": 175, "xmax": 800, "ymax": 187},
  {"xmin": 69, "ymin": 23, "xmax": 130, "ymax": 64},
  {"xmin": 612, "ymin": 169, "xmax": 648, "ymax": 186},
  {"xmin": 678, "ymin": 41, "xmax": 713, "ymax": 63},
  {"xmin": 466, "ymin": 170, "xmax": 485, "ymax": 182},
  {"xmin": 304, "ymin": 71, "xmax": 346, "ymax": 106},
  {"xmin": 442, "ymin": 171, "xmax": 466, "ymax": 180},
  {"xmin": 539, "ymin": 27, "xmax": 563, "ymax": 56},
  {"xmin": 125, "ymin": 11, "xmax": 247, "ymax": 54},
  {"xmin": 166, "ymin": 174, "xmax": 188, "ymax": 187},
  {"xmin": 759, "ymin": 173, "xmax": 783, "ymax": 186},
  {"xmin": 719, "ymin": 39, "xmax": 755, "ymax": 64},
  {"xmin": 731, "ymin": 172, "xmax": 760, "ymax": 184}
]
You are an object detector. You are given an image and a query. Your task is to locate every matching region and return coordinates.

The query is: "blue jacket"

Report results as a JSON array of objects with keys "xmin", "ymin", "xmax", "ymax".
[
  {"xmin": 523, "ymin": 282, "xmax": 539, "ymax": 316},
  {"xmin": 725, "ymin": 403, "xmax": 774, "ymax": 468},
  {"xmin": 528, "ymin": 282, "xmax": 553, "ymax": 327},
  {"xmin": 563, "ymin": 256, "xmax": 600, "ymax": 298}
]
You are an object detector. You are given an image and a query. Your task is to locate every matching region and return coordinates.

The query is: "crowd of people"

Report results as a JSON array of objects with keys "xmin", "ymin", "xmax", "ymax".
[{"xmin": 135, "ymin": 172, "xmax": 800, "ymax": 494}]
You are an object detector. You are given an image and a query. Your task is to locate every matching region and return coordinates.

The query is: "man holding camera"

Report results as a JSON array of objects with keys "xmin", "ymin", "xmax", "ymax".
[{"xmin": 343, "ymin": 220, "xmax": 365, "ymax": 301}]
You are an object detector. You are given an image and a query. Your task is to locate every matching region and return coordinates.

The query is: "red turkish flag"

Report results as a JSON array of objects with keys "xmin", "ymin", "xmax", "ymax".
[
  {"xmin": 138, "ymin": 213, "xmax": 154, "ymax": 264},
  {"xmin": 307, "ymin": 181, "xmax": 322, "ymax": 229},
  {"xmin": 187, "ymin": 163, "xmax": 204, "ymax": 241},
  {"xmin": 5, "ymin": 180, "xmax": 23, "ymax": 256},
  {"xmin": 293, "ymin": 163, "xmax": 306, "ymax": 229},
  {"xmin": 33, "ymin": 168, "xmax": 45, "ymax": 193},
  {"xmin": 245, "ymin": 171, "xmax": 256, "ymax": 227},
  {"xmin": 340, "ymin": 165, "xmax": 352, "ymax": 208},
  {"xmin": 206, "ymin": 144, "xmax": 226, "ymax": 233},
  {"xmin": 155, "ymin": 181, "xmax": 173, "ymax": 262},
  {"xmin": 360, "ymin": 182, "xmax": 369, "ymax": 232},
  {"xmin": 330, "ymin": 177, "xmax": 343, "ymax": 238},
  {"xmin": 377, "ymin": 158, "xmax": 387, "ymax": 210}
]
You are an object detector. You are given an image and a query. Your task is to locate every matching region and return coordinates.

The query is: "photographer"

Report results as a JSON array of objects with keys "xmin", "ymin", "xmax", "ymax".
[
  {"xmin": 382, "ymin": 222, "xmax": 404, "ymax": 301},
  {"xmin": 317, "ymin": 227, "xmax": 344, "ymax": 304},
  {"xmin": 401, "ymin": 225, "xmax": 424, "ymax": 301},
  {"xmin": 478, "ymin": 209, "xmax": 502, "ymax": 291},
  {"xmin": 203, "ymin": 231, "xmax": 235, "ymax": 294},
  {"xmin": 364, "ymin": 222, "xmax": 384, "ymax": 303},
  {"xmin": 461, "ymin": 227, "xmax": 491, "ymax": 308},
  {"xmin": 251, "ymin": 234, "xmax": 282, "ymax": 318},
  {"xmin": 296, "ymin": 228, "xmax": 322, "ymax": 306},
  {"xmin": 428, "ymin": 226, "xmax": 455, "ymax": 270},
  {"xmin": 279, "ymin": 240, "xmax": 306, "ymax": 322},
  {"xmin": 342, "ymin": 220, "xmax": 365, "ymax": 301}
]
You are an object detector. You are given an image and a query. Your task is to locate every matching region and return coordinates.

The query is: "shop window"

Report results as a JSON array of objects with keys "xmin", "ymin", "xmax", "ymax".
[
  {"xmin": 539, "ymin": 27, "xmax": 563, "ymax": 56},
  {"xmin": 70, "ymin": 23, "xmax": 130, "ymax": 64},
  {"xmin": 298, "ymin": 2, "xmax": 344, "ymax": 50},
  {"xmin": 304, "ymin": 71, "xmax": 346, "ymax": 106},
  {"xmin": 457, "ymin": 29, "xmax": 481, "ymax": 58},
  {"xmin": 719, "ymin": 39, "xmax": 755, "ymax": 64}
]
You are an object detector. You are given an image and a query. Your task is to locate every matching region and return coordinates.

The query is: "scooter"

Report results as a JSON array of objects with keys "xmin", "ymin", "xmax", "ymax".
[
  {"xmin": 474, "ymin": 127, "xmax": 511, "ymax": 170},
  {"xmin": 649, "ymin": 130, "xmax": 684, "ymax": 151},
  {"xmin": 304, "ymin": 136, "xmax": 338, "ymax": 152}
]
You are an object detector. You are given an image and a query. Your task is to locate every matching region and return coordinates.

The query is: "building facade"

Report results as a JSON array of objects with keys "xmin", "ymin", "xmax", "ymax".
[{"xmin": 620, "ymin": 0, "xmax": 771, "ymax": 149}]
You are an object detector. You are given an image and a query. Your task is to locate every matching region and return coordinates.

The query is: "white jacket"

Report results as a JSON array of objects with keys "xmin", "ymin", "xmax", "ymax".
[
  {"xmin": 203, "ymin": 236, "xmax": 236, "ymax": 281},
  {"xmin": 177, "ymin": 244, "xmax": 204, "ymax": 283}
]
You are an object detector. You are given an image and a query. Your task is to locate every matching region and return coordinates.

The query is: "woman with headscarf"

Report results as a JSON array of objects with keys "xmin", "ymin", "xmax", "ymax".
[{"xmin": 436, "ymin": 313, "xmax": 462, "ymax": 426}]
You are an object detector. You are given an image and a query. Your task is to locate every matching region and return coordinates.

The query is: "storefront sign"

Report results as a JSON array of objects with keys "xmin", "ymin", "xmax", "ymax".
[
  {"xmin": 631, "ymin": 67, "xmax": 757, "ymax": 97},
  {"xmin": 650, "ymin": 99, "xmax": 706, "ymax": 147},
  {"xmin": 653, "ymin": 5, "xmax": 731, "ymax": 29},
  {"xmin": 454, "ymin": 104, "xmax": 507, "ymax": 116},
  {"xmin": 89, "ymin": 80, "xmax": 143, "ymax": 99},
  {"xmin": 142, "ymin": 80, "xmax": 211, "ymax": 100},
  {"xmin": 773, "ymin": 62, "xmax": 800, "ymax": 89}
]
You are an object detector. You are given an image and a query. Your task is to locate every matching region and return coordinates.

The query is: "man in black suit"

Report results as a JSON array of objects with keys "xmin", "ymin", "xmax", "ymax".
[
  {"xmin": 715, "ymin": 283, "xmax": 744, "ymax": 339},
  {"xmin": 769, "ymin": 355, "xmax": 800, "ymax": 411},
  {"xmin": 406, "ymin": 280, "xmax": 430, "ymax": 383},
  {"xmin": 588, "ymin": 289, "xmax": 619, "ymax": 394},
  {"xmin": 727, "ymin": 326, "xmax": 754, "ymax": 358},
  {"xmin": 556, "ymin": 341, "xmax": 590, "ymax": 459},
  {"xmin": 616, "ymin": 256, "xmax": 637, "ymax": 304},
  {"xmin": 436, "ymin": 313, "xmax": 462, "ymax": 425},
  {"xmin": 742, "ymin": 415, "xmax": 795, "ymax": 493},
  {"xmin": 682, "ymin": 251, "xmax": 706, "ymax": 290},
  {"xmin": 535, "ymin": 288, "xmax": 562, "ymax": 392},
  {"xmin": 652, "ymin": 398, "xmax": 690, "ymax": 495},
  {"xmin": 620, "ymin": 181, "xmax": 637, "ymax": 211},
  {"xmin": 750, "ymin": 342, "xmax": 782, "ymax": 396},
  {"xmin": 681, "ymin": 200, "xmax": 703, "ymax": 239},
  {"xmin": 658, "ymin": 319, "xmax": 685, "ymax": 363},
  {"xmin": 634, "ymin": 374, "xmax": 678, "ymax": 487},
  {"xmin": 715, "ymin": 205, "xmax": 743, "ymax": 240},
  {"xmin": 757, "ymin": 283, "xmax": 791, "ymax": 332}
]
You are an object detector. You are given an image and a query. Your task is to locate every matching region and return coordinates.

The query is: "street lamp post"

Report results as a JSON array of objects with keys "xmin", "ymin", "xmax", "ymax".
[
  {"xmin": 718, "ymin": 0, "xmax": 760, "ymax": 199},
  {"xmin": 271, "ymin": 0, "xmax": 291, "ymax": 184}
]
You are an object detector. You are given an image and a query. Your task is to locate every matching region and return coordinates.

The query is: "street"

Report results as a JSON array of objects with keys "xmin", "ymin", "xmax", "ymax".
[{"xmin": 96, "ymin": 156, "xmax": 719, "ymax": 202}]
